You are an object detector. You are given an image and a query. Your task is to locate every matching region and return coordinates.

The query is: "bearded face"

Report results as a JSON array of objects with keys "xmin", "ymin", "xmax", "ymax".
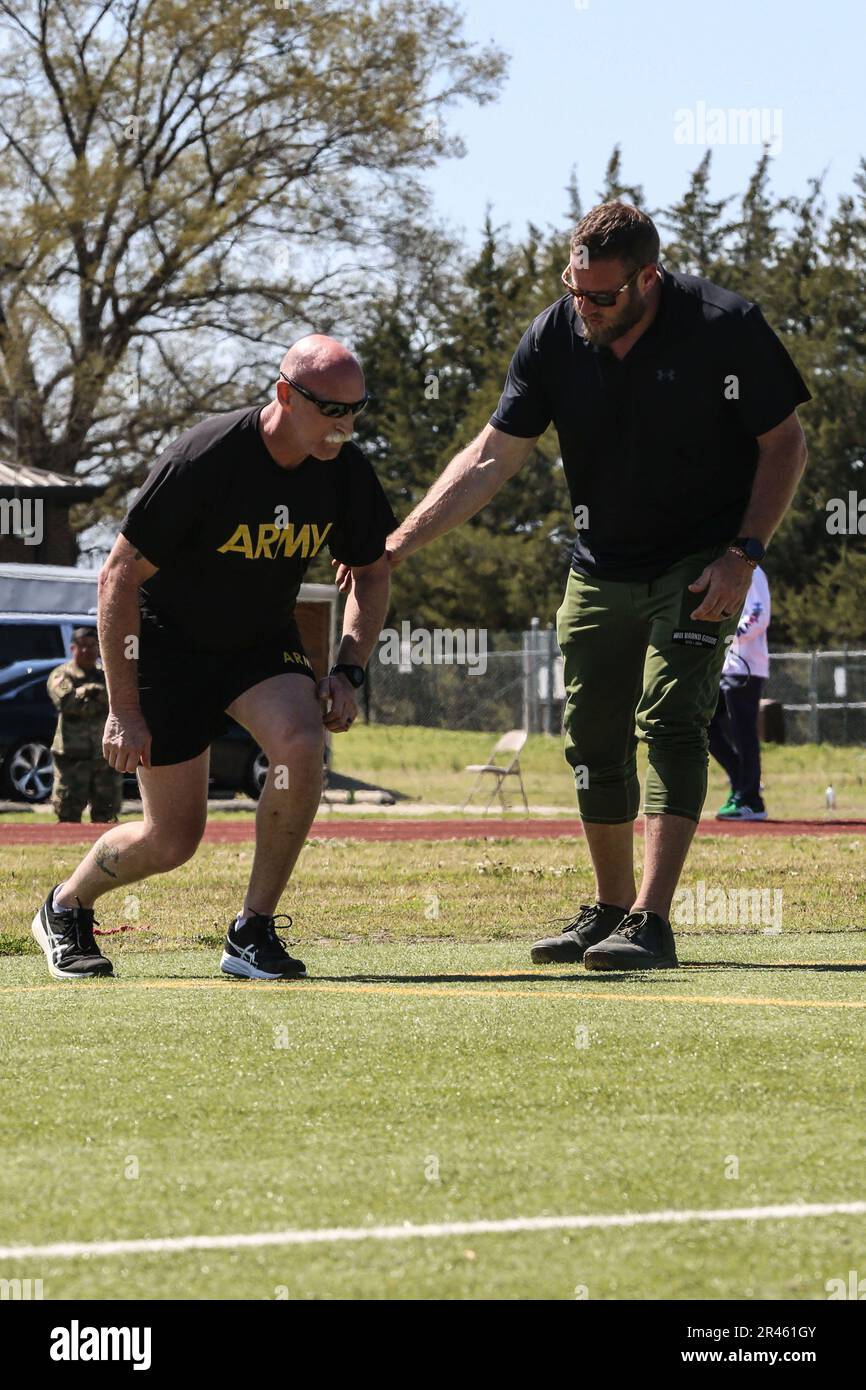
[
  {"xmin": 565, "ymin": 257, "xmax": 657, "ymax": 347},
  {"xmin": 578, "ymin": 278, "xmax": 648, "ymax": 346}
]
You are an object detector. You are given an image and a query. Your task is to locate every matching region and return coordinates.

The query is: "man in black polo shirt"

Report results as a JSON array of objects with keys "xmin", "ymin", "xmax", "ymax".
[
  {"xmin": 31, "ymin": 335, "xmax": 395, "ymax": 982},
  {"xmin": 371, "ymin": 202, "xmax": 809, "ymax": 969}
]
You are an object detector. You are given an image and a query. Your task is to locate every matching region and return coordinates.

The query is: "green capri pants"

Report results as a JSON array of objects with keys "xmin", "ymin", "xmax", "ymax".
[{"xmin": 556, "ymin": 545, "xmax": 741, "ymax": 824}]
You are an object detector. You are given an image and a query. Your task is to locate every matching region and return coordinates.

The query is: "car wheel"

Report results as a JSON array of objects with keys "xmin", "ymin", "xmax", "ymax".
[
  {"xmin": 243, "ymin": 748, "xmax": 269, "ymax": 800},
  {"xmin": 2, "ymin": 740, "xmax": 55, "ymax": 803}
]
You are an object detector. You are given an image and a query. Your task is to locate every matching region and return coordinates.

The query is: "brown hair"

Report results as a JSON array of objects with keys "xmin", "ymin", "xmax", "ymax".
[{"xmin": 570, "ymin": 202, "xmax": 660, "ymax": 270}]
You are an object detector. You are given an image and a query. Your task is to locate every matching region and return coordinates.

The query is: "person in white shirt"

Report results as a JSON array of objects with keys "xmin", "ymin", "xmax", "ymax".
[{"xmin": 709, "ymin": 565, "xmax": 770, "ymax": 819}]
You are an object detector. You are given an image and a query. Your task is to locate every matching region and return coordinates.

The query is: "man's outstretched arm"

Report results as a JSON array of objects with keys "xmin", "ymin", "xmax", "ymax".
[
  {"xmin": 322, "ymin": 552, "xmax": 391, "ymax": 732},
  {"xmin": 335, "ymin": 553, "xmax": 391, "ymax": 669},
  {"xmin": 388, "ymin": 424, "xmax": 539, "ymax": 564},
  {"xmin": 98, "ymin": 534, "xmax": 158, "ymax": 770}
]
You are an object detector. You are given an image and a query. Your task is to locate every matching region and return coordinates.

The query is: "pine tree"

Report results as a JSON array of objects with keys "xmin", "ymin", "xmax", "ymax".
[
  {"xmin": 564, "ymin": 167, "xmax": 583, "ymax": 224},
  {"xmin": 724, "ymin": 147, "xmax": 786, "ymax": 303},
  {"xmin": 597, "ymin": 146, "xmax": 645, "ymax": 209},
  {"xmin": 660, "ymin": 152, "xmax": 730, "ymax": 277}
]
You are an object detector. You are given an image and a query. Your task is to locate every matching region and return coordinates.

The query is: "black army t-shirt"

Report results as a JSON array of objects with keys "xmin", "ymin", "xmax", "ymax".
[
  {"xmin": 490, "ymin": 267, "xmax": 811, "ymax": 581},
  {"xmin": 120, "ymin": 407, "xmax": 397, "ymax": 653}
]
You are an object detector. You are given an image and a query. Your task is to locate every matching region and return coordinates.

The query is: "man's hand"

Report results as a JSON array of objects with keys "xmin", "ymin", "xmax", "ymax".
[
  {"xmin": 77, "ymin": 682, "xmax": 105, "ymax": 704},
  {"xmin": 688, "ymin": 551, "xmax": 753, "ymax": 621},
  {"xmin": 332, "ymin": 541, "xmax": 401, "ymax": 595},
  {"xmin": 331, "ymin": 559, "xmax": 352, "ymax": 594},
  {"xmin": 103, "ymin": 710, "xmax": 152, "ymax": 772},
  {"xmin": 318, "ymin": 673, "xmax": 358, "ymax": 733}
]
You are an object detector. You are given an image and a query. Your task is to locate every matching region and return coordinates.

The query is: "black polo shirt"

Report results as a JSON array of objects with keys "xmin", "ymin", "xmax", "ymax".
[{"xmin": 490, "ymin": 267, "xmax": 811, "ymax": 581}]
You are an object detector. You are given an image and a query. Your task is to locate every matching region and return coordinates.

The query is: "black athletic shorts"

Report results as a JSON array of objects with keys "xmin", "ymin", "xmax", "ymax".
[{"xmin": 137, "ymin": 620, "xmax": 317, "ymax": 766}]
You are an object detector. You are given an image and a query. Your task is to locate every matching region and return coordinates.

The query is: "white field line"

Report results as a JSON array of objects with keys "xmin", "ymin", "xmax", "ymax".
[{"xmin": 2, "ymin": 1201, "xmax": 866, "ymax": 1261}]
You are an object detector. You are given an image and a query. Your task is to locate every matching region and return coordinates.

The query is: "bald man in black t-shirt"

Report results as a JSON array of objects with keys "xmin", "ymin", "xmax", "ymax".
[{"xmin": 31, "ymin": 336, "xmax": 395, "ymax": 982}]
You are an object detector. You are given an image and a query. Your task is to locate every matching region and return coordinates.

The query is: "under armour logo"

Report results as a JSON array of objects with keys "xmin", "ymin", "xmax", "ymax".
[{"xmin": 656, "ymin": 368, "xmax": 677, "ymax": 382}]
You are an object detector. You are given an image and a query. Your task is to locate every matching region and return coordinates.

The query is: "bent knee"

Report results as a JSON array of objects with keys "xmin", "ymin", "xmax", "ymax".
[
  {"xmin": 638, "ymin": 722, "xmax": 708, "ymax": 753},
  {"xmin": 144, "ymin": 825, "xmax": 204, "ymax": 871},
  {"xmin": 262, "ymin": 722, "xmax": 324, "ymax": 767}
]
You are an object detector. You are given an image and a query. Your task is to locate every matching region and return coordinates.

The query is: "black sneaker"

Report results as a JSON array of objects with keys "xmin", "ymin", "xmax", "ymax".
[
  {"xmin": 583, "ymin": 910, "xmax": 679, "ymax": 971},
  {"xmin": 220, "ymin": 913, "xmax": 307, "ymax": 980},
  {"xmin": 530, "ymin": 902, "xmax": 628, "ymax": 964},
  {"xmin": 31, "ymin": 885, "xmax": 114, "ymax": 980}
]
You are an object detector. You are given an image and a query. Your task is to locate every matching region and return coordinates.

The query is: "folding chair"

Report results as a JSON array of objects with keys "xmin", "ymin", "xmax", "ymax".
[{"xmin": 462, "ymin": 729, "xmax": 530, "ymax": 814}]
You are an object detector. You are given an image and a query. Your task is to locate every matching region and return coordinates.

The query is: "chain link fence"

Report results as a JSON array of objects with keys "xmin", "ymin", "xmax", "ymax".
[
  {"xmin": 364, "ymin": 631, "xmax": 866, "ymax": 746},
  {"xmin": 364, "ymin": 624, "xmax": 563, "ymax": 733},
  {"xmin": 767, "ymin": 651, "xmax": 866, "ymax": 744},
  {"xmin": 365, "ymin": 631, "xmax": 530, "ymax": 731}
]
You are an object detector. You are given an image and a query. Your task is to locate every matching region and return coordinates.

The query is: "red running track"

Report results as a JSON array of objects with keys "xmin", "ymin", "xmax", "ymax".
[{"xmin": 2, "ymin": 817, "xmax": 865, "ymax": 845}]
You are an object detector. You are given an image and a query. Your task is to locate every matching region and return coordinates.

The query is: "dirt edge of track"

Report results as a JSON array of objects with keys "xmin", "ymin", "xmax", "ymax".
[{"xmin": 3, "ymin": 817, "xmax": 864, "ymax": 845}]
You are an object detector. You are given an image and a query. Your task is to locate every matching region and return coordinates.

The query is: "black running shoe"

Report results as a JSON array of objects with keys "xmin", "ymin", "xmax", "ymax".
[
  {"xmin": 220, "ymin": 913, "xmax": 307, "ymax": 980},
  {"xmin": 530, "ymin": 902, "xmax": 627, "ymax": 964},
  {"xmin": 583, "ymin": 909, "xmax": 679, "ymax": 971},
  {"xmin": 31, "ymin": 885, "xmax": 113, "ymax": 980}
]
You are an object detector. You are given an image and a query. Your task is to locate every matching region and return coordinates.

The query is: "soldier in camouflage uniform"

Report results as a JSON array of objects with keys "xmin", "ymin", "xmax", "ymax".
[{"xmin": 47, "ymin": 627, "xmax": 123, "ymax": 823}]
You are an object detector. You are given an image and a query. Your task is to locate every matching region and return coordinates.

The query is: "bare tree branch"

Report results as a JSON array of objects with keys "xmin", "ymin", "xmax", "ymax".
[{"xmin": 0, "ymin": 0, "xmax": 505, "ymax": 519}]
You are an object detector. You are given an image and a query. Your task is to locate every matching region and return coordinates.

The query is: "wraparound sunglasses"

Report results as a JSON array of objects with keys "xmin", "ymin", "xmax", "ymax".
[{"xmin": 279, "ymin": 371, "xmax": 369, "ymax": 418}]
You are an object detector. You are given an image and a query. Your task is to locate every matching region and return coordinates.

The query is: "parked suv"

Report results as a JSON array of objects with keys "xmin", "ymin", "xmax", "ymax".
[
  {"xmin": 0, "ymin": 567, "xmax": 335, "ymax": 801},
  {"xmin": 0, "ymin": 613, "xmax": 89, "ymax": 669}
]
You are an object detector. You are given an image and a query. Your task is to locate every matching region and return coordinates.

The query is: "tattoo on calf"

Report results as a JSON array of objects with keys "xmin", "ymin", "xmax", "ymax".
[{"xmin": 95, "ymin": 846, "xmax": 120, "ymax": 878}]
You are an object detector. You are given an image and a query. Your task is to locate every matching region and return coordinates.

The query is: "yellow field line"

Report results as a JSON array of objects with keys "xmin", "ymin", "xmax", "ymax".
[{"xmin": 0, "ymin": 977, "xmax": 864, "ymax": 1010}]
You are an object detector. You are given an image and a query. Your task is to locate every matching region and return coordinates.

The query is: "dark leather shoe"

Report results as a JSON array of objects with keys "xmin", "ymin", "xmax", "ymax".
[
  {"xmin": 583, "ymin": 910, "xmax": 679, "ymax": 970},
  {"xmin": 530, "ymin": 902, "xmax": 627, "ymax": 964}
]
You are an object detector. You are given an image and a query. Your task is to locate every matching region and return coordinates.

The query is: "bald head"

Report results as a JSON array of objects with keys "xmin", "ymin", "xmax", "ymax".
[
  {"xmin": 280, "ymin": 335, "xmax": 364, "ymax": 395},
  {"xmin": 262, "ymin": 333, "xmax": 366, "ymax": 467}
]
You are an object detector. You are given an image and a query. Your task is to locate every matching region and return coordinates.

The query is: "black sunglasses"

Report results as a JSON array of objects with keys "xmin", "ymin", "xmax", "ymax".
[
  {"xmin": 561, "ymin": 263, "xmax": 644, "ymax": 308},
  {"xmin": 279, "ymin": 372, "xmax": 369, "ymax": 419}
]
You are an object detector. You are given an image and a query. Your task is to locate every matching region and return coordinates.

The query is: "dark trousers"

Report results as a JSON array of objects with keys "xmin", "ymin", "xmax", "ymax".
[
  {"xmin": 708, "ymin": 675, "xmax": 765, "ymax": 803},
  {"xmin": 556, "ymin": 546, "xmax": 740, "ymax": 823}
]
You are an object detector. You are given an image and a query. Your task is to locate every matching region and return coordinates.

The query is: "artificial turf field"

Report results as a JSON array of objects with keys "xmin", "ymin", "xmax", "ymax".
[{"xmin": 1, "ymin": 831, "xmax": 865, "ymax": 1301}]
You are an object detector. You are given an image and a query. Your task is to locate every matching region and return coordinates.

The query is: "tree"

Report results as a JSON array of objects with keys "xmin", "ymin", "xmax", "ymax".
[
  {"xmin": 660, "ymin": 152, "xmax": 730, "ymax": 278},
  {"xmin": 724, "ymin": 146, "xmax": 787, "ymax": 303},
  {"xmin": 772, "ymin": 549, "xmax": 866, "ymax": 647},
  {"xmin": 343, "ymin": 145, "xmax": 866, "ymax": 647},
  {"xmin": 769, "ymin": 160, "xmax": 866, "ymax": 645},
  {"xmin": 328, "ymin": 211, "xmax": 574, "ymax": 627},
  {"xmin": 563, "ymin": 166, "xmax": 582, "ymax": 224},
  {"xmin": 0, "ymin": 0, "xmax": 505, "ymax": 519},
  {"xmin": 596, "ymin": 145, "xmax": 645, "ymax": 209}
]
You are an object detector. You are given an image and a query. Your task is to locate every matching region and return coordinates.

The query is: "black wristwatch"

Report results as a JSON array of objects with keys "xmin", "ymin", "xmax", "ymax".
[
  {"xmin": 730, "ymin": 536, "xmax": 766, "ymax": 564},
  {"xmin": 330, "ymin": 663, "xmax": 366, "ymax": 689}
]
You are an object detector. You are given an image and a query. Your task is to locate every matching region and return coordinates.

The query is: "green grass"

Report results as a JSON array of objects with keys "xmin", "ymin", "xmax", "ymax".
[
  {"xmin": 1, "ymin": 833, "xmax": 866, "ymax": 952},
  {"xmin": 1, "ymin": 829, "xmax": 865, "ymax": 1299},
  {"xmin": 332, "ymin": 727, "xmax": 866, "ymax": 818},
  {"xmin": 0, "ymin": 941, "xmax": 864, "ymax": 1299},
  {"xmin": 2, "ymin": 733, "xmax": 866, "ymax": 819}
]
